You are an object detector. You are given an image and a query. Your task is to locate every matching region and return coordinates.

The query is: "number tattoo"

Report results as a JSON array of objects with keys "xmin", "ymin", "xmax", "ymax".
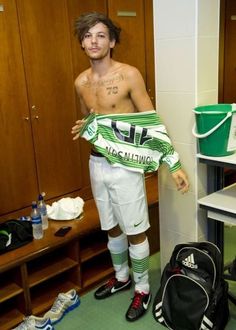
[{"xmin": 107, "ymin": 86, "xmax": 118, "ymax": 95}]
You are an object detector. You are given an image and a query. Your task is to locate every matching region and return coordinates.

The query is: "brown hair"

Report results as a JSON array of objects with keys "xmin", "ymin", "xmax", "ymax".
[{"xmin": 74, "ymin": 12, "xmax": 121, "ymax": 44}]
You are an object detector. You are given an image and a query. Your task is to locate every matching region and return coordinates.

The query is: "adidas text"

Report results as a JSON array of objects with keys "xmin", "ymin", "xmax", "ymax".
[
  {"xmin": 182, "ymin": 253, "xmax": 198, "ymax": 269},
  {"xmin": 182, "ymin": 260, "xmax": 198, "ymax": 269}
]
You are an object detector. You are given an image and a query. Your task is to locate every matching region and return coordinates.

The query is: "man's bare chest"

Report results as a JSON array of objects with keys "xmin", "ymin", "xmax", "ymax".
[{"xmin": 81, "ymin": 73, "xmax": 127, "ymax": 102}]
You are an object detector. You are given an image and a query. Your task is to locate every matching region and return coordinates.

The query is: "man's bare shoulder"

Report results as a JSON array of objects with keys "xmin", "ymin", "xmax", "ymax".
[
  {"xmin": 112, "ymin": 63, "xmax": 143, "ymax": 91},
  {"xmin": 74, "ymin": 69, "xmax": 91, "ymax": 91},
  {"xmin": 115, "ymin": 62, "xmax": 141, "ymax": 77}
]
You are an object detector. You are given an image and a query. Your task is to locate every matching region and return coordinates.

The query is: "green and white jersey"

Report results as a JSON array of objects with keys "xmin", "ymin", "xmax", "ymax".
[{"xmin": 80, "ymin": 110, "xmax": 181, "ymax": 173}]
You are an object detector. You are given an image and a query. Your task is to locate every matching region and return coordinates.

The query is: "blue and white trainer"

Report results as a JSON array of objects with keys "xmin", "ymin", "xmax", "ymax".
[
  {"xmin": 44, "ymin": 289, "xmax": 80, "ymax": 324},
  {"xmin": 12, "ymin": 316, "xmax": 54, "ymax": 330}
]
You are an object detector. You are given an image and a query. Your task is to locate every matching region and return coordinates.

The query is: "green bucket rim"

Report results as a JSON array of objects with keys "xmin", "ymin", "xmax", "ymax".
[{"xmin": 193, "ymin": 103, "xmax": 236, "ymax": 115}]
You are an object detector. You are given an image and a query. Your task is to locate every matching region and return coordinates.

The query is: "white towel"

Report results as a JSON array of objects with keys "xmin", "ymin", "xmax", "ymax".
[{"xmin": 46, "ymin": 197, "xmax": 84, "ymax": 220}]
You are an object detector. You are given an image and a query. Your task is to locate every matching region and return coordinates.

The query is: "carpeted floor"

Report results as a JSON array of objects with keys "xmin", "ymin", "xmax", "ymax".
[{"xmin": 55, "ymin": 227, "xmax": 236, "ymax": 330}]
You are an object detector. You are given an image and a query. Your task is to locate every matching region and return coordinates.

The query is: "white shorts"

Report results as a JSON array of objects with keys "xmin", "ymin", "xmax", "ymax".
[{"xmin": 89, "ymin": 155, "xmax": 150, "ymax": 235}]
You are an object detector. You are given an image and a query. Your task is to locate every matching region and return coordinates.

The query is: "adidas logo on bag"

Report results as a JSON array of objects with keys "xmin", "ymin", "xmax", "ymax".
[{"xmin": 182, "ymin": 253, "xmax": 198, "ymax": 269}]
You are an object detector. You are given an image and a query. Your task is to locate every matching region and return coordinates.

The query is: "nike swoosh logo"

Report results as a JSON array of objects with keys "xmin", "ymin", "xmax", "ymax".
[
  {"xmin": 110, "ymin": 281, "xmax": 131, "ymax": 293},
  {"xmin": 143, "ymin": 294, "xmax": 151, "ymax": 310},
  {"xmin": 134, "ymin": 220, "xmax": 144, "ymax": 227},
  {"xmin": 111, "ymin": 286, "xmax": 123, "ymax": 293},
  {"xmin": 138, "ymin": 273, "xmax": 146, "ymax": 280},
  {"xmin": 111, "ymin": 286, "xmax": 127, "ymax": 294}
]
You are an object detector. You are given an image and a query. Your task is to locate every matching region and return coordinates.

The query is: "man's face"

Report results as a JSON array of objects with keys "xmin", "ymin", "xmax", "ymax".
[{"xmin": 81, "ymin": 22, "xmax": 115, "ymax": 60}]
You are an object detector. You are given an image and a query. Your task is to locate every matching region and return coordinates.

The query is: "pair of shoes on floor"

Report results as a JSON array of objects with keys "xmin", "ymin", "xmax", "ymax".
[
  {"xmin": 13, "ymin": 289, "xmax": 80, "ymax": 329},
  {"xmin": 94, "ymin": 277, "xmax": 151, "ymax": 321},
  {"xmin": 12, "ymin": 316, "xmax": 54, "ymax": 330}
]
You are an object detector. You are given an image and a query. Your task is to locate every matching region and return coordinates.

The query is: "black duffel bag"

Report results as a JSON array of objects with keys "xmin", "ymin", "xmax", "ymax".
[{"xmin": 0, "ymin": 219, "xmax": 33, "ymax": 253}]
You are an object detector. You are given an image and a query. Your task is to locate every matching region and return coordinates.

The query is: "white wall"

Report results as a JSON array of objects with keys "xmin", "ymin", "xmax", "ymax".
[{"xmin": 153, "ymin": 0, "xmax": 220, "ymax": 268}]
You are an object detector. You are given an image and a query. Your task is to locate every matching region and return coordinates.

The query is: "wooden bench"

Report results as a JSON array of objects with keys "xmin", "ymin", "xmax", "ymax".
[{"xmin": 0, "ymin": 173, "xmax": 159, "ymax": 330}]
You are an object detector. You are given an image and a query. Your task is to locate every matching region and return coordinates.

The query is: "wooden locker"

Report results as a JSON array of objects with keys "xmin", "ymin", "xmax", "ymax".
[
  {"xmin": 108, "ymin": 0, "xmax": 146, "ymax": 79},
  {"xmin": 16, "ymin": 0, "xmax": 82, "ymax": 199},
  {"xmin": 0, "ymin": 0, "xmax": 38, "ymax": 214}
]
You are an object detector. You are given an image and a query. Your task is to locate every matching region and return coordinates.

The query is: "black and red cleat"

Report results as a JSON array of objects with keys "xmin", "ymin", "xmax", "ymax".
[
  {"xmin": 94, "ymin": 277, "xmax": 132, "ymax": 300},
  {"xmin": 126, "ymin": 291, "xmax": 152, "ymax": 322}
]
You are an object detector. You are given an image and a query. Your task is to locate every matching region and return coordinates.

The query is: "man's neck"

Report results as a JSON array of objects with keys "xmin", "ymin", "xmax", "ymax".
[{"xmin": 90, "ymin": 57, "xmax": 114, "ymax": 77}]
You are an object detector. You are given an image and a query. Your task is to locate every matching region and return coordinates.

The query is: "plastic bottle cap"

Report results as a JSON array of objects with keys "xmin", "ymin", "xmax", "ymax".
[
  {"xmin": 38, "ymin": 194, "xmax": 43, "ymax": 201},
  {"xmin": 32, "ymin": 201, "xmax": 37, "ymax": 208}
]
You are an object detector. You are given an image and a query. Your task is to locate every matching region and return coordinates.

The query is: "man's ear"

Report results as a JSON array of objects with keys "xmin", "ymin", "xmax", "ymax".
[{"xmin": 110, "ymin": 39, "xmax": 116, "ymax": 49}]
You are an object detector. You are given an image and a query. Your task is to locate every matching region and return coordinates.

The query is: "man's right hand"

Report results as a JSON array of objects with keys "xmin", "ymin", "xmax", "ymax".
[
  {"xmin": 71, "ymin": 119, "xmax": 86, "ymax": 140},
  {"xmin": 71, "ymin": 109, "xmax": 94, "ymax": 140}
]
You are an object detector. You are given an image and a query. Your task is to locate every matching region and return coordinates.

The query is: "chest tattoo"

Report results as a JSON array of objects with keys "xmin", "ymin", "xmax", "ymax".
[
  {"xmin": 81, "ymin": 73, "xmax": 124, "ymax": 89},
  {"xmin": 107, "ymin": 86, "xmax": 118, "ymax": 95}
]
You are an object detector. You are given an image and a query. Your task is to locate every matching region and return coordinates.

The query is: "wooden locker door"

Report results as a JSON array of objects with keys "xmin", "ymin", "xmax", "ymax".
[
  {"xmin": 223, "ymin": 0, "xmax": 236, "ymax": 103},
  {"xmin": 108, "ymin": 0, "xmax": 146, "ymax": 80},
  {"xmin": 67, "ymin": 0, "xmax": 107, "ymax": 198},
  {"xmin": 16, "ymin": 0, "xmax": 82, "ymax": 199},
  {"xmin": 0, "ymin": 0, "xmax": 38, "ymax": 214}
]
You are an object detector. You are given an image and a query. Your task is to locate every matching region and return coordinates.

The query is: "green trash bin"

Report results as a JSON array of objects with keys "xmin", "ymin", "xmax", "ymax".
[{"xmin": 192, "ymin": 104, "xmax": 236, "ymax": 157}]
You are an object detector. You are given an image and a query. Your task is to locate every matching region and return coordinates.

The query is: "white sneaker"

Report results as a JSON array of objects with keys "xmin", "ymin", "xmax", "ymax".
[
  {"xmin": 12, "ymin": 316, "xmax": 54, "ymax": 330},
  {"xmin": 44, "ymin": 289, "xmax": 80, "ymax": 324}
]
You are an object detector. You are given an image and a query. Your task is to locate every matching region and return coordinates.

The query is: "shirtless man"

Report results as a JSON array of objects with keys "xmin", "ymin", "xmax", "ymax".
[{"xmin": 72, "ymin": 12, "xmax": 189, "ymax": 322}]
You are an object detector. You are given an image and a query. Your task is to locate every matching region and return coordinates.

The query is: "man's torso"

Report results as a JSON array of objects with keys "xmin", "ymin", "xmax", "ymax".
[{"xmin": 77, "ymin": 61, "xmax": 137, "ymax": 115}]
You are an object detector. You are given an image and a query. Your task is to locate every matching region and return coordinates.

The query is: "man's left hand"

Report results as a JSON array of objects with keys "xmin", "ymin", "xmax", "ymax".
[{"xmin": 171, "ymin": 169, "xmax": 189, "ymax": 194}]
